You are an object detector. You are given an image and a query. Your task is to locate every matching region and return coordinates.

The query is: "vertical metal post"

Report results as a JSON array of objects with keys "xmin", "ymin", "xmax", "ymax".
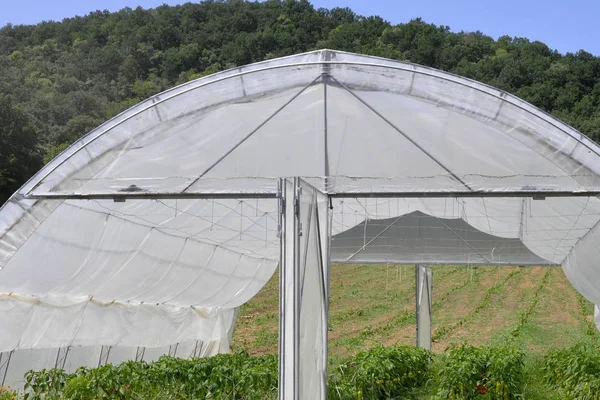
[
  {"xmin": 54, "ymin": 347, "xmax": 70, "ymax": 370},
  {"xmin": 416, "ymin": 264, "xmax": 433, "ymax": 350},
  {"xmin": 135, "ymin": 347, "xmax": 146, "ymax": 362},
  {"xmin": 279, "ymin": 178, "xmax": 300, "ymax": 400},
  {"xmin": 0, "ymin": 351, "xmax": 13, "ymax": 386},
  {"xmin": 98, "ymin": 346, "xmax": 111, "ymax": 368},
  {"xmin": 168, "ymin": 343, "xmax": 178, "ymax": 357},
  {"xmin": 192, "ymin": 341, "xmax": 201, "ymax": 358},
  {"xmin": 316, "ymin": 195, "xmax": 330, "ymax": 400},
  {"xmin": 323, "ymin": 49, "xmax": 331, "ymax": 193}
]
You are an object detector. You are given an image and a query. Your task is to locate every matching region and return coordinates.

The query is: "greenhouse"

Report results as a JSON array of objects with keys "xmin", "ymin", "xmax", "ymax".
[{"xmin": 1, "ymin": 49, "xmax": 600, "ymax": 399}]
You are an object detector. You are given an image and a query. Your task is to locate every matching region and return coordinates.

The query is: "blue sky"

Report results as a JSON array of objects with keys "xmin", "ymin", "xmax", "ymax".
[{"xmin": 0, "ymin": 0, "xmax": 598, "ymax": 55}]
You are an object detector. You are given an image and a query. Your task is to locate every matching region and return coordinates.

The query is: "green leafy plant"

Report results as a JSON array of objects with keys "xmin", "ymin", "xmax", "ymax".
[
  {"xmin": 24, "ymin": 368, "xmax": 70, "ymax": 400},
  {"xmin": 328, "ymin": 344, "xmax": 432, "ymax": 399},
  {"xmin": 542, "ymin": 342, "xmax": 600, "ymax": 400},
  {"xmin": 23, "ymin": 352, "xmax": 277, "ymax": 400},
  {"xmin": 507, "ymin": 269, "xmax": 551, "ymax": 338},
  {"xmin": 436, "ymin": 344, "xmax": 524, "ymax": 400}
]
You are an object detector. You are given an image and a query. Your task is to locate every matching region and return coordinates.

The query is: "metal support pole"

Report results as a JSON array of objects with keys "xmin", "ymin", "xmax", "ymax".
[
  {"xmin": 0, "ymin": 351, "xmax": 13, "ymax": 387},
  {"xmin": 316, "ymin": 194, "xmax": 330, "ymax": 400},
  {"xmin": 279, "ymin": 178, "xmax": 300, "ymax": 400},
  {"xmin": 54, "ymin": 347, "xmax": 70, "ymax": 370},
  {"xmin": 135, "ymin": 347, "xmax": 146, "ymax": 362},
  {"xmin": 416, "ymin": 264, "xmax": 433, "ymax": 350},
  {"xmin": 168, "ymin": 343, "xmax": 178, "ymax": 357},
  {"xmin": 98, "ymin": 346, "xmax": 111, "ymax": 368},
  {"xmin": 278, "ymin": 178, "xmax": 329, "ymax": 400}
]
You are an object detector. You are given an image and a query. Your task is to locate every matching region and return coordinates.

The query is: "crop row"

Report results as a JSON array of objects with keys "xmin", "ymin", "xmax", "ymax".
[
  {"xmin": 341, "ymin": 266, "xmax": 490, "ymax": 349},
  {"xmin": 9, "ymin": 340, "xmax": 600, "ymax": 400},
  {"xmin": 576, "ymin": 292, "xmax": 598, "ymax": 337},
  {"xmin": 15, "ymin": 344, "xmax": 520, "ymax": 400},
  {"xmin": 542, "ymin": 341, "xmax": 600, "ymax": 400},
  {"xmin": 507, "ymin": 268, "xmax": 551, "ymax": 338},
  {"xmin": 433, "ymin": 268, "xmax": 521, "ymax": 342}
]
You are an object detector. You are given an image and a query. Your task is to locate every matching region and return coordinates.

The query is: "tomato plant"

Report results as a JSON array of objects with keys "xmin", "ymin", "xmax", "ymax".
[
  {"xmin": 542, "ymin": 342, "xmax": 600, "ymax": 400},
  {"xmin": 328, "ymin": 345, "xmax": 432, "ymax": 399},
  {"xmin": 435, "ymin": 344, "xmax": 524, "ymax": 399}
]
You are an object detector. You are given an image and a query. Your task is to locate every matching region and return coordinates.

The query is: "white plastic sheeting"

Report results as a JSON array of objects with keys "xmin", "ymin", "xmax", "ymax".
[
  {"xmin": 1, "ymin": 49, "xmax": 600, "ymax": 394},
  {"xmin": 330, "ymin": 210, "xmax": 549, "ymax": 265},
  {"xmin": 0, "ymin": 197, "xmax": 277, "ymax": 389}
]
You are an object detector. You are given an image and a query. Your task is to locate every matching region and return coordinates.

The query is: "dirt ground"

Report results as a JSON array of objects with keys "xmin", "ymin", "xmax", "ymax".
[{"xmin": 230, "ymin": 264, "xmax": 593, "ymax": 360}]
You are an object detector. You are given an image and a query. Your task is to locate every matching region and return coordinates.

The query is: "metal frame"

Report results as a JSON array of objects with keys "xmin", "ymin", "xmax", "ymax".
[
  {"xmin": 135, "ymin": 347, "xmax": 146, "ymax": 362},
  {"xmin": 25, "ymin": 192, "xmax": 278, "ymax": 201},
  {"xmin": 168, "ymin": 343, "xmax": 179, "ymax": 357},
  {"xmin": 24, "ymin": 189, "xmax": 600, "ymax": 202},
  {"xmin": 54, "ymin": 347, "xmax": 70, "ymax": 370},
  {"xmin": 0, "ymin": 351, "xmax": 13, "ymax": 387},
  {"xmin": 279, "ymin": 178, "xmax": 301, "ymax": 400},
  {"xmin": 416, "ymin": 265, "xmax": 433, "ymax": 350},
  {"xmin": 328, "ymin": 191, "xmax": 600, "ymax": 198},
  {"xmin": 330, "ymin": 75, "xmax": 473, "ymax": 191},
  {"xmin": 182, "ymin": 75, "xmax": 325, "ymax": 191},
  {"xmin": 278, "ymin": 178, "xmax": 330, "ymax": 400},
  {"xmin": 331, "ymin": 259, "xmax": 559, "ymax": 267},
  {"xmin": 315, "ymin": 190, "xmax": 330, "ymax": 400},
  {"xmin": 5, "ymin": 48, "xmax": 600, "ymax": 395},
  {"xmin": 23, "ymin": 56, "xmax": 600, "ymax": 194},
  {"xmin": 192, "ymin": 341, "xmax": 201, "ymax": 358},
  {"xmin": 97, "ymin": 346, "xmax": 111, "ymax": 368}
]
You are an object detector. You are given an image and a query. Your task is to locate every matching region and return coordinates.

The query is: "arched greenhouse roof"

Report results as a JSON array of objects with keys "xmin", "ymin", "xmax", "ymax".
[{"xmin": 1, "ymin": 49, "xmax": 600, "ymax": 370}]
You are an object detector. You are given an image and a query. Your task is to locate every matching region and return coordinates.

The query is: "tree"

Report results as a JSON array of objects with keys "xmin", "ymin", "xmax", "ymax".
[
  {"xmin": 0, "ymin": 95, "xmax": 42, "ymax": 205},
  {"xmin": 0, "ymin": 0, "xmax": 599, "ymax": 199}
]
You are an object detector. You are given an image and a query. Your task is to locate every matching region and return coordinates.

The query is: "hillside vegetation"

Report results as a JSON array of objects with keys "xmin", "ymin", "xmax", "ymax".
[{"xmin": 1, "ymin": 0, "xmax": 600, "ymax": 204}]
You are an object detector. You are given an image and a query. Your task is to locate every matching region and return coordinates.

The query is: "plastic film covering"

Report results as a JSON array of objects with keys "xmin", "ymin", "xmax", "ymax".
[
  {"xmin": 298, "ymin": 180, "xmax": 328, "ymax": 399},
  {"xmin": 329, "ymin": 197, "xmax": 600, "ymax": 267},
  {"xmin": 19, "ymin": 50, "xmax": 600, "ymax": 197},
  {"xmin": 279, "ymin": 179, "xmax": 328, "ymax": 400},
  {"xmin": 0, "ymin": 197, "xmax": 278, "ymax": 388},
  {"xmin": 1, "ymin": 49, "xmax": 600, "ymax": 386}
]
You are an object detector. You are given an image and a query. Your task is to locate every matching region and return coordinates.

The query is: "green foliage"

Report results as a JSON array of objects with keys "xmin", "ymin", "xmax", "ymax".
[
  {"xmin": 0, "ymin": 94, "xmax": 43, "ymax": 205},
  {"xmin": 328, "ymin": 344, "xmax": 432, "ymax": 399},
  {"xmin": 436, "ymin": 344, "xmax": 525, "ymax": 400},
  {"xmin": 542, "ymin": 342, "xmax": 600, "ymax": 400},
  {"xmin": 24, "ymin": 352, "xmax": 277, "ymax": 400},
  {"xmin": 24, "ymin": 368, "xmax": 70, "ymax": 399},
  {"xmin": 506, "ymin": 269, "xmax": 551, "ymax": 338},
  {"xmin": 19, "ymin": 342, "xmax": 600, "ymax": 400}
]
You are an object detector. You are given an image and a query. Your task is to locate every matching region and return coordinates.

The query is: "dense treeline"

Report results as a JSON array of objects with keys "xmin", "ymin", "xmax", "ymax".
[{"xmin": 1, "ymin": 0, "xmax": 600, "ymax": 204}]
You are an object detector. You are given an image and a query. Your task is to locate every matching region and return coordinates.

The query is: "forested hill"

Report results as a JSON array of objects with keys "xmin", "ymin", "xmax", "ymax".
[{"xmin": 1, "ymin": 0, "xmax": 600, "ymax": 205}]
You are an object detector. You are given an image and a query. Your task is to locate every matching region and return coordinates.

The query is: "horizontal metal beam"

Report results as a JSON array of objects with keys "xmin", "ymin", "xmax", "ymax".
[
  {"xmin": 25, "ymin": 189, "xmax": 600, "ymax": 201},
  {"xmin": 329, "ymin": 259, "xmax": 560, "ymax": 267},
  {"xmin": 328, "ymin": 191, "xmax": 600, "ymax": 199},
  {"xmin": 25, "ymin": 192, "xmax": 278, "ymax": 201}
]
